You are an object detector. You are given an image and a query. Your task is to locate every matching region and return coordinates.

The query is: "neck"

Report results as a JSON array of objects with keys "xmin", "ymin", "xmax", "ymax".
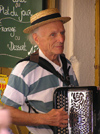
[
  {"xmin": 46, "ymin": 54, "xmax": 61, "ymax": 66},
  {"xmin": 40, "ymin": 49, "xmax": 61, "ymax": 66},
  {"xmin": 51, "ymin": 57, "xmax": 61, "ymax": 66}
]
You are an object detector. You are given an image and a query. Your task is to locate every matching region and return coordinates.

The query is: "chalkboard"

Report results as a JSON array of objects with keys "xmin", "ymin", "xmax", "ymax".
[{"xmin": 0, "ymin": 0, "xmax": 43, "ymax": 68}]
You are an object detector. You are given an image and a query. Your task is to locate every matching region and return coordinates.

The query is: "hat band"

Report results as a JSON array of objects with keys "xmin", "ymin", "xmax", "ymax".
[{"xmin": 31, "ymin": 13, "xmax": 61, "ymax": 25}]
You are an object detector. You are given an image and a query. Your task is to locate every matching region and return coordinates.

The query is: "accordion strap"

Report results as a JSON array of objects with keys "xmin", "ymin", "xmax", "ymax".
[
  {"xmin": 39, "ymin": 56, "xmax": 70, "ymax": 86},
  {"xmin": 17, "ymin": 51, "xmax": 71, "ymax": 86}
]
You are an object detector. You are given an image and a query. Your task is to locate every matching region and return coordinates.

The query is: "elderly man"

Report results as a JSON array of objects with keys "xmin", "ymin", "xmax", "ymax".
[{"xmin": 1, "ymin": 8, "xmax": 78, "ymax": 134}]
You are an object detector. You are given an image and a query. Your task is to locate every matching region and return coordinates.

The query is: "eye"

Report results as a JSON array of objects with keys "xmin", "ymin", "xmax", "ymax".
[
  {"xmin": 61, "ymin": 31, "xmax": 65, "ymax": 35},
  {"xmin": 50, "ymin": 32, "xmax": 56, "ymax": 37}
]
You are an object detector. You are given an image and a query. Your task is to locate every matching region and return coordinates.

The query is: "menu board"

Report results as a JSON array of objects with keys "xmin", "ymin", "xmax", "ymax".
[{"xmin": 0, "ymin": 0, "xmax": 43, "ymax": 68}]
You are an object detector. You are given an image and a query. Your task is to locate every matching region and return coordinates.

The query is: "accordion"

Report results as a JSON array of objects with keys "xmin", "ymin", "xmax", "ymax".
[{"xmin": 53, "ymin": 86, "xmax": 100, "ymax": 134}]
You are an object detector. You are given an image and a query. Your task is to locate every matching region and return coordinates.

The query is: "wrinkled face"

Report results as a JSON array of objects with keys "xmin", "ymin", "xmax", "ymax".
[{"xmin": 33, "ymin": 21, "xmax": 65, "ymax": 59}]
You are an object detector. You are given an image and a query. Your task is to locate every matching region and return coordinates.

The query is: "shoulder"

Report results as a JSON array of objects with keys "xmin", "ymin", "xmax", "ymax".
[{"xmin": 12, "ymin": 61, "xmax": 39, "ymax": 78}]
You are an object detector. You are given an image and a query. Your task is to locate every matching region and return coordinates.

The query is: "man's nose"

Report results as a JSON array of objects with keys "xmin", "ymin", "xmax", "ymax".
[{"xmin": 58, "ymin": 33, "xmax": 65, "ymax": 43}]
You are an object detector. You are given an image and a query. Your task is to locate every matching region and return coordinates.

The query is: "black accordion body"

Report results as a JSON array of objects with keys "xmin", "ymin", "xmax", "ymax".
[{"xmin": 53, "ymin": 86, "xmax": 100, "ymax": 134}]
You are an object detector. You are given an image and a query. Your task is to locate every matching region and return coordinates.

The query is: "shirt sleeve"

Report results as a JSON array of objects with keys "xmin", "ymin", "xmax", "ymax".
[{"xmin": 1, "ymin": 62, "xmax": 29, "ymax": 108}]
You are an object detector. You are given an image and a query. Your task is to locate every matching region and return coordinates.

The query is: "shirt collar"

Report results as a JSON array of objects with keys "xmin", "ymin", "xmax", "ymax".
[{"xmin": 39, "ymin": 49, "xmax": 63, "ymax": 71}]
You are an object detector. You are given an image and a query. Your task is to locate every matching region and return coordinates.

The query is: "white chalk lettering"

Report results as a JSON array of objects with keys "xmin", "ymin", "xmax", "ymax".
[
  {"xmin": 1, "ymin": 27, "xmax": 16, "ymax": 37},
  {"xmin": 12, "ymin": 0, "xmax": 27, "ymax": 3},
  {"xmin": 0, "ymin": 5, "xmax": 4, "ymax": 13},
  {"xmin": 0, "ymin": 5, "xmax": 32, "ymax": 22},
  {"xmin": 1, "ymin": 27, "xmax": 16, "ymax": 32},
  {"xmin": 7, "ymin": 41, "xmax": 27, "ymax": 51},
  {"xmin": 10, "ymin": 7, "xmax": 18, "ymax": 16},
  {"xmin": 15, "ymin": 3, "xmax": 20, "ymax": 8},
  {"xmin": 18, "ymin": 9, "xmax": 31, "ymax": 21},
  {"xmin": 15, "ymin": 36, "xmax": 20, "ymax": 40},
  {"xmin": 0, "ymin": 5, "xmax": 18, "ymax": 16}
]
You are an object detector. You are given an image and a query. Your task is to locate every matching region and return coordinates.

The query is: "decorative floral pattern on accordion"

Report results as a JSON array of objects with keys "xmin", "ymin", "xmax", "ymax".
[{"xmin": 68, "ymin": 90, "xmax": 93, "ymax": 134}]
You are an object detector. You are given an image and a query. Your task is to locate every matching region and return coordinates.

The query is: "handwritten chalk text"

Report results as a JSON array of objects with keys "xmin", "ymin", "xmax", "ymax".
[
  {"xmin": 1, "ymin": 27, "xmax": 16, "ymax": 37},
  {"xmin": 7, "ymin": 41, "xmax": 27, "ymax": 51},
  {"xmin": 19, "ymin": 9, "xmax": 31, "ymax": 21},
  {"xmin": 0, "ymin": 5, "xmax": 32, "ymax": 22},
  {"xmin": 0, "ymin": 6, "xmax": 18, "ymax": 16},
  {"xmin": 12, "ymin": 0, "xmax": 27, "ymax": 3}
]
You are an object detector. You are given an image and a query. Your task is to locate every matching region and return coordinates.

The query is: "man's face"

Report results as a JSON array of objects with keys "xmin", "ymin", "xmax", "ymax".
[{"xmin": 33, "ymin": 21, "xmax": 65, "ymax": 59}]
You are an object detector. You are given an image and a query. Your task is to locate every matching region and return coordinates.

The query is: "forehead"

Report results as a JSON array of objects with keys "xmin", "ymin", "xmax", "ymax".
[{"xmin": 39, "ymin": 21, "xmax": 65, "ymax": 33}]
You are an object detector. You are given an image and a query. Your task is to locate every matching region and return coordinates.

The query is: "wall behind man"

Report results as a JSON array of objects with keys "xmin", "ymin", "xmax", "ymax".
[{"xmin": 58, "ymin": 0, "xmax": 96, "ymax": 86}]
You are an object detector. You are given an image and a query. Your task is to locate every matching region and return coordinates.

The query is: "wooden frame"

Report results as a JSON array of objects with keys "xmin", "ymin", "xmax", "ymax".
[
  {"xmin": 43, "ymin": 0, "xmax": 58, "ymax": 9},
  {"xmin": 95, "ymin": 0, "xmax": 100, "ymax": 86}
]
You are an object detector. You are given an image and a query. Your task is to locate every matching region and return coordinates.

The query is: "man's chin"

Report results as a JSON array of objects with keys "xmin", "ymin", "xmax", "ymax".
[{"xmin": 56, "ymin": 50, "xmax": 64, "ymax": 55}]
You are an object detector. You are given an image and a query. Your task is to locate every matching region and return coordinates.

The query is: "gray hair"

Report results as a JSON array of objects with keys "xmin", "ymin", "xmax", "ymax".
[{"xmin": 27, "ymin": 27, "xmax": 39, "ymax": 45}]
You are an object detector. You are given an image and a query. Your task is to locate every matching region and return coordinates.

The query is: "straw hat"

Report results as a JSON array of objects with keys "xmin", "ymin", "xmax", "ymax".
[{"xmin": 23, "ymin": 8, "xmax": 71, "ymax": 33}]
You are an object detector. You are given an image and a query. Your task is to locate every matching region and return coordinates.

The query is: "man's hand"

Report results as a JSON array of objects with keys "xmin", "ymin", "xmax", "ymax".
[{"xmin": 44, "ymin": 107, "xmax": 68, "ymax": 128}]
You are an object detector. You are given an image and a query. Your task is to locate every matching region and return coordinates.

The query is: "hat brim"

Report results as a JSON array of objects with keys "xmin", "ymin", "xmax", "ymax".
[{"xmin": 23, "ymin": 17, "xmax": 71, "ymax": 33}]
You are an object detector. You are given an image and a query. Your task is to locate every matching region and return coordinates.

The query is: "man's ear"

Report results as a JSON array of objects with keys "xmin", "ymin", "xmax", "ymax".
[{"xmin": 32, "ymin": 33, "xmax": 39, "ymax": 45}]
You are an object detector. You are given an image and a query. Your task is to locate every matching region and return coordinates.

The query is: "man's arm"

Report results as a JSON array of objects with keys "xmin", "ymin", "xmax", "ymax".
[{"xmin": 5, "ymin": 105, "xmax": 68, "ymax": 128}]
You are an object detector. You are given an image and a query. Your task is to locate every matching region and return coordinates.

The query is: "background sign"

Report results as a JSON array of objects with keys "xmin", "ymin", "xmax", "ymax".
[
  {"xmin": 0, "ymin": 0, "xmax": 43, "ymax": 68},
  {"xmin": 0, "ymin": 74, "xmax": 8, "ymax": 104}
]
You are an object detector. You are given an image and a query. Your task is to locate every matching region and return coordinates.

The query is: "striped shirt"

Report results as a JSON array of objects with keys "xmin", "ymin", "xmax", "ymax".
[{"xmin": 1, "ymin": 49, "xmax": 78, "ymax": 134}]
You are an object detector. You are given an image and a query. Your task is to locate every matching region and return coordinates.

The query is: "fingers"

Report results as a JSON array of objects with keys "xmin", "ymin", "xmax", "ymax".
[
  {"xmin": 45, "ymin": 107, "xmax": 68, "ymax": 128},
  {"xmin": 59, "ymin": 107, "xmax": 64, "ymax": 111},
  {"xmin": 58, "ymin": 108, "xmax": 68, "ymax": 128},
  {"xmin": 58, "ymin": 119, "xmax": 68, "ymax": 128},
  {"xmin": 59, "ymin": 107, "xmax": 68, "ymax": 119}
]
